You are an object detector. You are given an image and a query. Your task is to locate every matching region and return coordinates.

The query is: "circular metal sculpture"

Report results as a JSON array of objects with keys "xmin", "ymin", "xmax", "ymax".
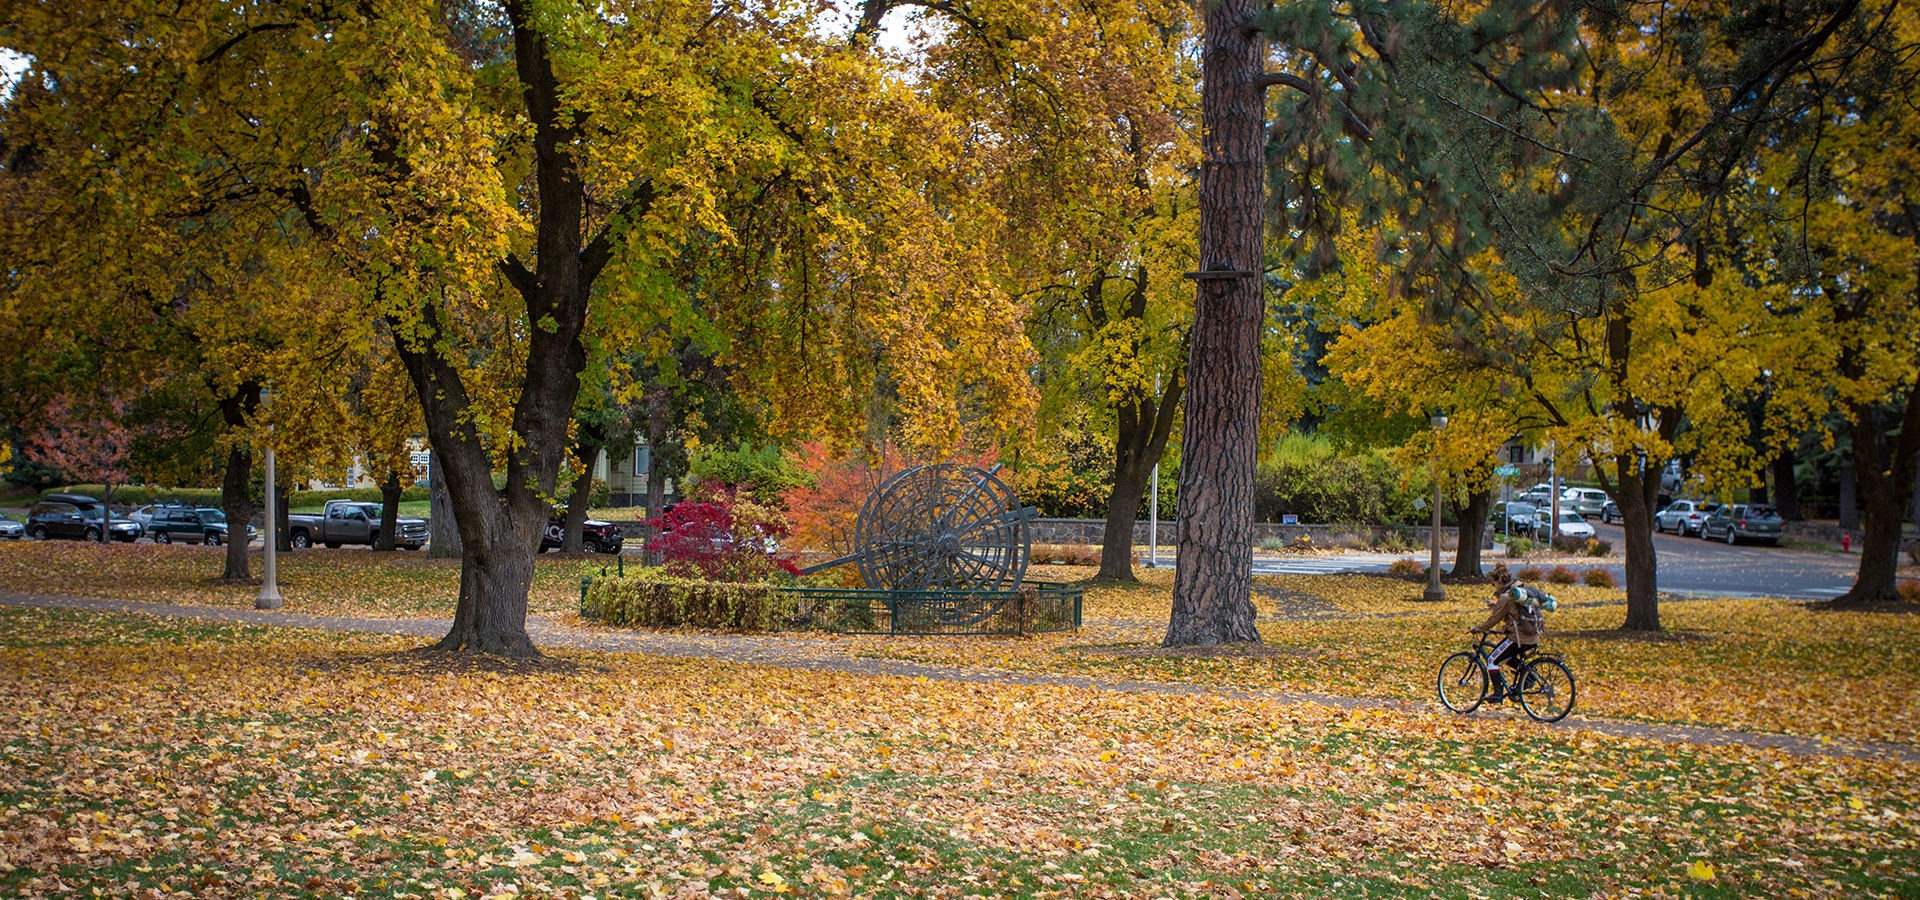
[{"xmin": 850, "ymin": 463, "xmax": 1036, "ymax": 592}]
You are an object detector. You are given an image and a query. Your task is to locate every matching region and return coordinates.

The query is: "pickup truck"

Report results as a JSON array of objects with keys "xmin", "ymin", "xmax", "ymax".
[{"xmin": 287, "ymin": 500, "xmax": 428, "ymax": 550}]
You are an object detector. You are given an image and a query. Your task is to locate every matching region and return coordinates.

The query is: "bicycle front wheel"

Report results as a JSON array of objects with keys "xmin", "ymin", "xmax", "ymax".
[
  {"xmin": 1517, "ymin": 657, "xmax": 1576, "ymax": 722},
  {"xmin": 1437, "ymin": 652, "xmax": 1488, "ymax": 713}
]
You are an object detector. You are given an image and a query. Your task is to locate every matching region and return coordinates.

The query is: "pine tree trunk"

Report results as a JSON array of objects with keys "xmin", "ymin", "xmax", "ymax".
[
  {"xmin": 1837, "ymin": 377, "xmax": 1920, "ymax": 605},
  {"xmin": 374, "ymin": 473, "xmax": 401, "ymax": 551},
  {"xmin": 1449, "ymin": 486, "xmax": 1490, "ymax": 577},
  {"xmin": 220, "ymin": 444, "xmax": 254, "ymax": 580},
  {"xmin": 1165, "ymin": 0, "xmax": 1264, "ymax": 647}
]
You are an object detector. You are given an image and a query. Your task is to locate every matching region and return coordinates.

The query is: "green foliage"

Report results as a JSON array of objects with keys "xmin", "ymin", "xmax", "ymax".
[
  {"xmin": 1253, "ymin": 437, "xmax": 1426, "ymax": 525},
  {"xmin": 1502, "ymin": 537, "xmax": 1536, "ymax": 558},
  {"xmin": 686, "ymin": 446, "xmax": 808, "ymax": 506},
  {"xmin": 582, "ymin": 576, "xmax": 798, "ymax": 632},
  {"xmin": 559, "ymin": 477, "xmax": 610, "ymax": 509},
  {"xmin": 43, "ymin": 486, "xmax": 224, "ymax": 507}
]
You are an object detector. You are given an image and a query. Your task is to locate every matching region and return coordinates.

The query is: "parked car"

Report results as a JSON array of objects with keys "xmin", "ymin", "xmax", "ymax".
[
  {"xmin": 287, "ymin": 500, "xmax": 428, "ymax": 549},
  {"xmin": 27, "ymin": 494, "xmax": 142, "ymax": 542},
  {"xmin": 1701, "ymin": 503, "xmax": 1783, "ymax": 546},
  {"xmin": 0, "ymin": 512, "xmax": 25, "ymax": 539},
  {"xmin": 1530, "ymin": 509, "xmax": 1596, "ymax": 543},
  {"xmin": 148, "ymin": 507, "xmax": 246, "ymax": 545},
  {"xmin": 132, "ymin": 501, "xmax": 200, "ymax": 533},
  {"xmin": 541, "ymin": 515, "xmax": 624, "ymax": 554},
  {"xmin": 1489, "ymin": 501, "xmax": 1538, "ymax": 538},
  {"xmin": 1562, "ymin": 488, "xmax": 1610, "ymax": 518},
  {"xmin": 1600, "ymin": 500, "xmax": 1621, "ymax": 523},
  {"xmin": 1517, "ymin": 484, "xmax": 1558, "ymax": 506},
  {"xmin": 1654, "ymin": 499, "xmax": 1716, "ymax": 537}
]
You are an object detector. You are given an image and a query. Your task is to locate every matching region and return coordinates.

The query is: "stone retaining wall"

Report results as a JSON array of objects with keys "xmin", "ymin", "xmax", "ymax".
[{"xmin": 1028, "ymin": 518, "xmax": 1486, "ymax": 550}]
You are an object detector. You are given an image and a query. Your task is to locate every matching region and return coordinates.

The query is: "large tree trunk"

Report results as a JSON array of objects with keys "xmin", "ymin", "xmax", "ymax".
[
  {"xmin": 1836, "ymin": 377, "xmax": 1920, "ymax": 605},
  {"xmin": 1616, "ymin": 461, "xmax": 1663, "ymax": 631},
  {"xmin": 374, "ymin": 472, "xmax": 401, "ymax": 551},
  {"xmin": 1838, "ymin": 454, "xmax": 1858, "ymax": 530},
  {"xmin": 1449, "ymin": 485, "xmax": 1490, "ymax": 577},
  {"xmin": 561, "ymin": 450, "xmax": 598, "ymax": 553},
  {"xmin": 1098, "ymin": 313, "xmax": 1182, "ymax": 581},
  {"xmin": 216, "ymin": 383, "xmax": 260, "ymax": 580},
  {"xmin": 1165, "ymin": 0, "xmax": 1264, "ymax": 646},
  {"xmin": 1773, "ymin": 449, "xmax": 1802, "ymax": 519},
  {"xmin": 427, "ymin": 451, "xmax": 462, "ymax": 558},
  {"xmin": 220, "ymin": 444, "xmax": 254, "ymax": 579}
]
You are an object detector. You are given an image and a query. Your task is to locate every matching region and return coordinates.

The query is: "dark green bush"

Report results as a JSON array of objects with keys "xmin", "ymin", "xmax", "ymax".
[
  {"xmin": 1253, "ymin": 444, "xmax": 1428, "ymax": 526},
  {"xmin": 45, "ymin": 485, "xmax": 221, "ymax": 507}
]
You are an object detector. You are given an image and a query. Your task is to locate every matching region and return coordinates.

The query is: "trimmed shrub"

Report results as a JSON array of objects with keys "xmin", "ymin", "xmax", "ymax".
[
  {"xmin": 1583, "ymin": 568, "xmax": 1618, "ymax": 588},
  {"xmin": 1898, "ymin": 579, "xmax": 1920, "ymax": 603},
  {"xmin": 1518, "ymin": 567, "xmax": 1544, "ymax": 582},
  {"xmin": 47, "ymin": 485, "xmax": 223, "ymax": 508},
  {"xmin": 584, "ymin": 576, "xmax": 796, "ymax": 631},
  {"xmin": 1031, "ymin": 543, "xmax": 1100, "ymax": 566},
  {"xmin": 1545, "ymin": 565, "xmax": 1578, "ymax": 585},
  {"xmin": 1388, "ymin": 557, "xmax": 1424, "ymax": 576},
  {"xmin": 1503, "ymin": 537, "xmax": 1536, "ymax": 558}
]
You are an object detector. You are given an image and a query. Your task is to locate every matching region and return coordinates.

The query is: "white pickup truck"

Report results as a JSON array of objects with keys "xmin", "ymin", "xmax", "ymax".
[{"xmin": 286, "ymin": 500, "xmax": 428, "ymax": 550}]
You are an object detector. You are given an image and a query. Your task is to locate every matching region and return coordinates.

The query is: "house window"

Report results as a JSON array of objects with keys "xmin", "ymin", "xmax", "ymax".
[
  {"xmin": 632, "ymin": 446, "xmax": 651, "ymax": 478},
  {"xmin": 1508, "ymin": 445, "xmax": 1526, "ymax": 464}
]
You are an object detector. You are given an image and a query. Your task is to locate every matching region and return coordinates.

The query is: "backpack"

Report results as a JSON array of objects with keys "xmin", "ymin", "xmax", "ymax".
[{"xmin": 1509, "ymin": 582, "xmax": 1554, "ymax": 638}]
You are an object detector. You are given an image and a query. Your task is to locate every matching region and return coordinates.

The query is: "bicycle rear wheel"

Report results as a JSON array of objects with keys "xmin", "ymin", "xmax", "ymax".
[
  {"xmin": 1516, "ymin": 657, "xmax": 1575, "ymax": 722},
  {"xmin": 1436, "ymin": 652, "xmax": 1487, "ymax": 713}
]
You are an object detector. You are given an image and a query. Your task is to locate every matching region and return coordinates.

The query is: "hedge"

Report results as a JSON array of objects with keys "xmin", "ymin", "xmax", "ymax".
[
  {"xmin": 43, "ymin": 485, "xmax": 430, "ymax": 508},
  {"xmin": 584, "ymin": 576, "xmax": 802, "ymax": 631}
]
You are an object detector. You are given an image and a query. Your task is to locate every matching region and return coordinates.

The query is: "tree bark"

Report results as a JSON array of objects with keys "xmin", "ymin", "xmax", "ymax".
[
  {"xmin": 561, "ymin": 451, "xmax": 597, "ymax": 553},
  {"xmin": 1165, "ymin": 0, "xmax": 1264, "ymax": 646},
  {"xmin": 1615, "ymin": 459, "xmax": 1663, "ymax": 630},
  {"xmin": 1838, "ymin": 454, "xmax": 1858, "ymax": 530},
  {"xmin": 1449, "ymin": 485, "xmax": 1490, "ymax": 577},
  {"xmin": 216, "ymin": 383, "xmax": 260, "ymax": 581},
  {"xmin": 374, "ymin": 472, "xmax": 401, "ymax": 551},
  {"xmin": 1097, "ymin": 275, "xmax": 1183, "ymax": 581},
  {"xmin": 427, "ymin": 450, "xmax": 462, "ymax": 558},
  {"xmin": 1836, "ymin": 374, "xmax": 1920, "ymax": 604},
  {"xmin": 1773, "ymin": 450, "xmax": 1802, "ymax": 519}
]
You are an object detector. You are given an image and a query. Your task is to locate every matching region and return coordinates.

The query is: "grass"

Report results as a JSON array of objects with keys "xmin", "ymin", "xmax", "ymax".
[{"xmin": 0, "ymin": 606, "xmax": 1915, "ymax": 899}]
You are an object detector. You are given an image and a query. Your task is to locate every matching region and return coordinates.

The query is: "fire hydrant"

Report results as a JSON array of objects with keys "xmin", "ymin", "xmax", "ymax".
[{"xmin": 1842, "ymin": 534, "xmax": 1852, "ymax": 553}]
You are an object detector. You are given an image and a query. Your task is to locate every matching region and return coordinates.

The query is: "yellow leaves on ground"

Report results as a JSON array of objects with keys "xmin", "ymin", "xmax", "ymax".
[
  {"xmin": 0, "ymin": 541, "xmax": 582, "ymax": 618},
  {"xmin": 0, "ymin": 606, "xmax": 1914, "ymax": 899}
]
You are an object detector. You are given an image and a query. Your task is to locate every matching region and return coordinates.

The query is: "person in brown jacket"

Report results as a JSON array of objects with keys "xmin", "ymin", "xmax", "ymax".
[{"xmin": 1469, "ymin": 564, "xmax": 1542, "ymax": 702}]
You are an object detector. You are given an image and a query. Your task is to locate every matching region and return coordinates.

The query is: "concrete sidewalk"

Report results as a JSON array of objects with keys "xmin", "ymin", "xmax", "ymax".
[{"xmin": 3, "ymin": 589, "xmax": 1915, "ymax": 765}]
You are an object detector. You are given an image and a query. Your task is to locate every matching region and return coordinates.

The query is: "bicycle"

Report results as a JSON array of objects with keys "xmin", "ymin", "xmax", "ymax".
[{"xmin": 1436, "ymin": 634, "xmax": 1577, "ymax": 722}]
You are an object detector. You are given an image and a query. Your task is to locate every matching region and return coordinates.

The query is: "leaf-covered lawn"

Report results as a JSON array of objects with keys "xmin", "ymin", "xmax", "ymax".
[
  {"xmin": 0, "ymin": 541, "xmax": 587, "ymax": 618},
  {"xmin": 2, "ymin": 606, "xmax": 1915, "ymax": 899}
]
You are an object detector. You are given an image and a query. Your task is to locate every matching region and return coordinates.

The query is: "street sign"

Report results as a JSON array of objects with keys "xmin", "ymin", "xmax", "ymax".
[
  {"xmin": 1494, "ymin": 466, "xmax": 1519, "ymax": 476},
  {"xmin": 1281, "ymin": 514, "xmax": 1299, "ymax": 525}
]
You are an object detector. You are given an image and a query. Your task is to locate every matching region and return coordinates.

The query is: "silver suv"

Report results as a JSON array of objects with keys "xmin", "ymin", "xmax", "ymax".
[
  {"xmin": 1561, "ymin": 488, "xmax": 1610, "ymax": 518},
  {"xmin": 1654, "ymin": 500, "xmax": 1718, "ymax": 537}
]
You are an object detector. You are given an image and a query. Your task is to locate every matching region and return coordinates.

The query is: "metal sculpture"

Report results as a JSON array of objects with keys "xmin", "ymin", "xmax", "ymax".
[{"xmin": 801, "ymin": 463, "xmax": 1038, "ymax": 592}]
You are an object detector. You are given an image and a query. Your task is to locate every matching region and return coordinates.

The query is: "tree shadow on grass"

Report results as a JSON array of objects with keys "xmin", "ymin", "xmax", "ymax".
[{"xmin": 304, "ymin": 647, "xmax": 607, "ymax": 677}]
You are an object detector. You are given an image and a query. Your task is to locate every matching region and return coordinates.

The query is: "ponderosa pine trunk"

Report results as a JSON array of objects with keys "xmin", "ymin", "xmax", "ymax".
[
  {"xmin": 1449, "ymin": 486, "xmax": 1490, "ymax": 577},
  {"xmin": 1836, "ymin": 373, "xmax": 1920, "ymax": 604},
  {"xmin": 1165, "ymin": 0, "xmax": 1264, "ymax": 646}
]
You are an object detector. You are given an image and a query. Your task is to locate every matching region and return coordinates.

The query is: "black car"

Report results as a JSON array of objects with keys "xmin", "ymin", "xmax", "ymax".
[
  {"xmin": 27, "ymin": 493, "xmax": 142, "ymax": 542},
  {"xmin": 149, "ymin": 507, "xmax": 242, "ymax": 545},
  {"xmin": 540, "ymin": 515, "xmax": 624, "ymax": 554}
]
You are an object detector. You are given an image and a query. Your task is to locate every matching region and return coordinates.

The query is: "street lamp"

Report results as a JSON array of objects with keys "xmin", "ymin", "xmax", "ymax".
[
  {"xmin": 256, "ymin": 388, "xmax": 283, "ymax": 610},
  {"xmin": 1424, "ymin": 415, "xmax": 1448, "ymax": 603}
]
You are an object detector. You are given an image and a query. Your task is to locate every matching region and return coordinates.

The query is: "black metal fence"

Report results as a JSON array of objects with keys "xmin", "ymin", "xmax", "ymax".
[{"xmin": 776, "ymin": 581, "xmax": 1082, "ymax": 636}]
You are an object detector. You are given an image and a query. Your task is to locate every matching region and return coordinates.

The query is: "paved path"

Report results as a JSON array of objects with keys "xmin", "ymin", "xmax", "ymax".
[{"xmin": 3, "ymin": 589, "xmax": 1914, "ymax": 765}]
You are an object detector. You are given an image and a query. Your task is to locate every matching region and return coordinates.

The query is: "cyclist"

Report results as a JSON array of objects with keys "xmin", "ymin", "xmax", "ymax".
[{"xmin": 1468, "ymin": 564, "xmax": 1541, "ymax": 702}]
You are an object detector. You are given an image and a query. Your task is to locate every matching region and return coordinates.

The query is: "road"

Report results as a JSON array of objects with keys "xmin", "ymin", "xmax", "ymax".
[{"xmin": 1234, "ymin": 521, "xmax": 1864, "ymax": 600}]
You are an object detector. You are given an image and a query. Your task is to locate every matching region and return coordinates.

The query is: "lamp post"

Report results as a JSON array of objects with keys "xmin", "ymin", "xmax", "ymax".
[
  {"xmin": 1424, "ymin": 415, "xmax": 1448, "ymax": 603},
  {"xmin": 1148, "ymin": 374, "xmax": 1161, "ymax": 569},
  {"xmin": 256, "ymin": 391, "xmax": 283, "ymax": 610}
]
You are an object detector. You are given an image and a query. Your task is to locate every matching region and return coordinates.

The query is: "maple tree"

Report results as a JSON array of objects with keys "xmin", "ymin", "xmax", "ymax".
[
  {"xmin": 25, "ymin": 395, "xmax": 136, "ymax": 539},
  {"xmin": 2, "ymin": 0, "xmax": 1037, "ymax": 656}
]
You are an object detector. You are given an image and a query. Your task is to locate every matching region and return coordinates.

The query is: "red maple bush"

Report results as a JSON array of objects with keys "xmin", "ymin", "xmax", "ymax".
[{"xmin": 649, "ymin": 485, "xmax": 799, "ymax": 583}]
